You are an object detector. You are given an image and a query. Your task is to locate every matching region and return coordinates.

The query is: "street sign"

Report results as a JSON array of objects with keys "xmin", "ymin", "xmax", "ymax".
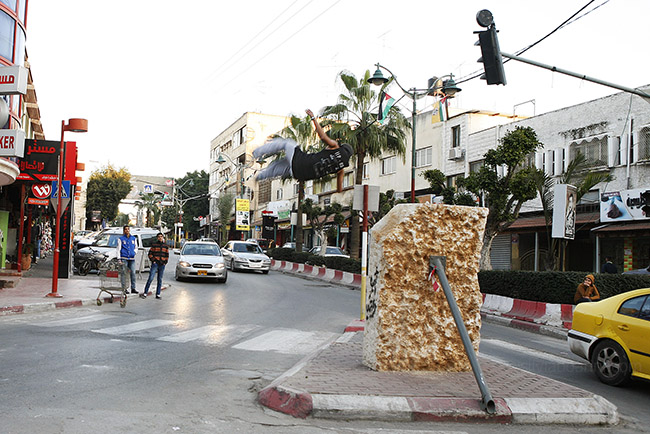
[
  {"xmin": 0, "ymin": 66, "xmax": 28, "ymax": 95},
  {"xmin": 236, "ymin": 199, "xmax": 250, "ymax": 231},
  {"xmin": 31, "ymin": 183, "xmax": 52, "ymax": 199},
  {"xmin": 353, "ymin": 185, "xmax": 380, "ymax": 212},
  {"xmin": 143, "ymin": 184, "xmax": 153, "ymax": 194},
  {"xmin": 52, "ymin": 180, "xmax": 71, "ymax": 199},
  {"xmin": 0, "ymin": 129, "xmax": 25, "ymax": 158}
]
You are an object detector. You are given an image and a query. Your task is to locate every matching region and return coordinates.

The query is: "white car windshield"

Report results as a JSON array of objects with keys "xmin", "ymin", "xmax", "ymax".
[
  {"xmin": 183, "ymin": 244, "xmax": 221, "ymax": 256},
  {"xmin": 234, "ymin": 243, "xmax": 262, "ymax": 254}
]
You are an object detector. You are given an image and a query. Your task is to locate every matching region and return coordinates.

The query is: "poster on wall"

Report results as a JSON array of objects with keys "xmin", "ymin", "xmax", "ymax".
[
  {"xmin": 600, "ymin": 189, "xmax": 650, "ymax": 222},
  {"xmin": 235, "ymin": 199, "xmax": 250, "ymax": 231},
  {"xmin": 552, "ymin": 184, "xmax": 577, "ymax": 240}
]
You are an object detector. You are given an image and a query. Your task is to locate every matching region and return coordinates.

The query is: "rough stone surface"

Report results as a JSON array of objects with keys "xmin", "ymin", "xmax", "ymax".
[{"xmin": 363, "ymin": 203, "xmax": 488, "ymax": 372}]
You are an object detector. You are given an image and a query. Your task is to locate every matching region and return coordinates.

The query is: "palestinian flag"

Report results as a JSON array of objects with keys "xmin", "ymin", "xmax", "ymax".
[
  {"xmin": 432, "ymin": 95, "xmax": 449, "ymax": 123},
  {"xmin": 378, "ymin": 91, "xmax": 396, "ymax": 125}
]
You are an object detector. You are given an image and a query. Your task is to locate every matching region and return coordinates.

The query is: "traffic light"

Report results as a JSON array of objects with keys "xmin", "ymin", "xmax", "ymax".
[{"xmin": 475, "ymin": 9, "xmax": 506, "ymax": 86}]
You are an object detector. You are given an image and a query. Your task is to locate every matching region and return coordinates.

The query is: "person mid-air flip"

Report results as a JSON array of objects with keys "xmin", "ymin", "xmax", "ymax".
[{"xmin": 253, "ymin": 109, "xmax": 353, "ymax": 193}]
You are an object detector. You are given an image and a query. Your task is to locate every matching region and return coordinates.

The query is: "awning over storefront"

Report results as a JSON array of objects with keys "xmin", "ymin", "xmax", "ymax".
[
  {"xmin": 504, "ymin": 212, "xmax": 600, "ymax": 231},
  {"xmin": 592, "ymin": 221, "xmax": 650, "ymax": 234}
]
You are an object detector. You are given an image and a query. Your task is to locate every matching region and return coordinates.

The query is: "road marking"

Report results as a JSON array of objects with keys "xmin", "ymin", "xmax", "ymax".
[
  {"xmin": 158, "ymin": 324, "xmax": 258, "ymax": 344},
  {"xmin": 232, "ymin": 329, "xmax": 336, "ymax": 355},
  {"xmin": 92, "ymin": 319, "xmax": 174, "ymax": 335},
  {"xmin": 34, "ymin": 314, "xmax": 115, "ymax": 327},
  {"xmin": 481, "ymin": 338, "xmax": 582, "ymax": 365}
]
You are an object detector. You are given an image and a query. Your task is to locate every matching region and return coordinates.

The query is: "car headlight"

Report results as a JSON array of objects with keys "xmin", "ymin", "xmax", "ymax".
[
  {"xmin": 178, "ymin": 261, "xmax": 191, "ymax": 267},
  {"xmin": 213, "ymin": 263, "xmax": 225, "ymax": 269}
]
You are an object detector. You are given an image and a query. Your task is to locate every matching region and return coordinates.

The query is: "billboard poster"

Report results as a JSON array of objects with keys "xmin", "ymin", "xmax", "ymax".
[
  {"xmin": 16, "ymin": 139, "xmax": 60, "ymax": 181},
  {"xmin": 552, "ymin": 184, "xmax": 577, "ymax": 240},
  {"xmin": 235, "ymin": 199, "xmax": 250, "ymax": 231},
  {"xmin": 600, "ymin": 188, "xmax": 650, "ymax": 222}
]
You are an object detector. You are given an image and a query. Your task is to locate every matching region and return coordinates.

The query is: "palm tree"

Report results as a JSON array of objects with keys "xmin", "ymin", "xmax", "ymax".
[
  {"xmin": 135, "ymin": 193, "xmax": 162, "ymax": 228},
  {"xmin": 279, "ymin": 114, "xmax": 320, "ymax": 252},
  {"xmin": 320, "ymin": 70, "xmax": 410, "ymax": 258}
]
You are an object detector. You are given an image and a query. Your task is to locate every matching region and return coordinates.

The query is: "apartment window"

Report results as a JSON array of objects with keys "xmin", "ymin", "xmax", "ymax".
[
  {"xmin": 447, "ymin": 174, "xmax": 462, "ymax": 188},
  {"xmin": 276, "ymin": 189, "xmax": 283, "ymax": 200},
  {"xmin": 415, "ymin": 147, "xmax": 432, "ymax": 168},
  {"xmin": 381, "ymin": 156, "xmax": 396, "ymax": 175},
  {"xmin": 469, "ymin": 160, "xmax": 484, "ymax": 173},
  {"xmin": 451, "ymin": 125, "xmax": 461, "ymax": 148},
  {"xmin": 639, "ymin": 126, "xmax": 650, "ymax": 160},
  {"xmin": 570, "ymin": 136, "xmax": 608, "ymax": 168},
  {"xmin": 343, "ymin": 172, "xmax": 353, "ymax": 188},
  {"xmin": 233, "ymin": 127, "xmax": 246, "ymax": 148},
  {"xmin": 362, "ymin": 162, "xmax": 369, "ymax": 179},
  {"xmin": 293, "ymin": 183, "xmax": 300, "ymax": 196}
]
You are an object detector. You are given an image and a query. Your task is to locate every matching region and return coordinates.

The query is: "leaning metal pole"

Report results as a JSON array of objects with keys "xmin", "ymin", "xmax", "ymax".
[{"xmin": 430, "ymin": 256, "xmax": 495, "ymax": 414}]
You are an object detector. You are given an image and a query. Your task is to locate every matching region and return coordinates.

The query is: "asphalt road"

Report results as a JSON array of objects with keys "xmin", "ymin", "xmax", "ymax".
[{"xmin": 1, "ymin": 255, "xmax": 648, "ymax": 433}]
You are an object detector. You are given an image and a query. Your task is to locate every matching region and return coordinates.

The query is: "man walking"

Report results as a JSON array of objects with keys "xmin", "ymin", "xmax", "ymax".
[
  {"xmin": 117, "ymin": 225, "xmax": 138, "ymax": 294},
  {"xmin": 141, "ymin": 233, "xmax": 168, "ymax": 299}
]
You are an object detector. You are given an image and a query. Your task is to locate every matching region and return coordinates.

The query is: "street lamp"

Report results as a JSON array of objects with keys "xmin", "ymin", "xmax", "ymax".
[
  {"xmin": 368, "ymin": 63, "xmax": 461, "ymax": 203},
  {"xmin": 173, "ymin": 178, "xmax": 194, "ymax": 249},
  {"xmin": 48, "ymin": 118, "xmax": 88, "ymax": 298}
]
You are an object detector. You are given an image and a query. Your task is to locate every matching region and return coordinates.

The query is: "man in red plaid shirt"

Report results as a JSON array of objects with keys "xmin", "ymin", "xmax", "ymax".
[{"xmin": 141, "ymin": 233, "xmax": 169, "ymax": 299}]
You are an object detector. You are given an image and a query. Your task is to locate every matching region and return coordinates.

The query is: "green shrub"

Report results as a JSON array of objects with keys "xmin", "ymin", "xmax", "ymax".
[{"xmin": 478, "ymin": 270, "xmax": 650, "ymax": 304}]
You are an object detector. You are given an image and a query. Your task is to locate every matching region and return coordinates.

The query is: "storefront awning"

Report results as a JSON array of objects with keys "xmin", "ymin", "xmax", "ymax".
[
  {"xmin": 592, "ymin": 221, "xmax": 650, "ymax": 233},
  {"xmin": 504, "ymin": 212, "xmax": 600, "ymax": 230}
]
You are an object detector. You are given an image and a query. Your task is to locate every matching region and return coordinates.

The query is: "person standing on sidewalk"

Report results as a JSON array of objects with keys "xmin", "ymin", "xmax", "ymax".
[
  {"xmin": 117, "ymin": 225, "xmax": 138, "ymax": 294},
  {"xmin": 141, "ymin": 233, "xmax": 168, "ymax": 299}
]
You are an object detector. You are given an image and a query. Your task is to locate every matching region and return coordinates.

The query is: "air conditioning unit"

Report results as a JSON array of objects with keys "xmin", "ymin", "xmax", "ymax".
[{"xmin": 448, "ymin": 147, "xmax": 465, "ymax": 160}]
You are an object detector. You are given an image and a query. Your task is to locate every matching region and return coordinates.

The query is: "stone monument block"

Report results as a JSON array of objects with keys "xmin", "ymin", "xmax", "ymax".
[{"xmin": 363, "ymin": 203, "xmax": 488, "ymax": 371}]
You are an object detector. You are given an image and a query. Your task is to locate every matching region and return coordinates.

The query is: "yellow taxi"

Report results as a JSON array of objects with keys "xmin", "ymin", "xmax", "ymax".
[{"xmin": 568, "ymin": 288, "xmax": 650, "ymax": 386}]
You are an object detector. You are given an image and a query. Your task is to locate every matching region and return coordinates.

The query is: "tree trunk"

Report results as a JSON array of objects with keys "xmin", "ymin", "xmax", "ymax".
[{"xmin": 479, "ymin": 226, "xmax": 498, "ymax": 270}]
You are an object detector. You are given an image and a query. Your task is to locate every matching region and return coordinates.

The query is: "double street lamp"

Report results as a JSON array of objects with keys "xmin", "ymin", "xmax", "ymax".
[
  {"xmin": 368, "ymin": 63, "xmax": 461, "ymax": 203},
  {"xmin": 48, "ymin": 118, "xmax": 88, "ymax": 298}
]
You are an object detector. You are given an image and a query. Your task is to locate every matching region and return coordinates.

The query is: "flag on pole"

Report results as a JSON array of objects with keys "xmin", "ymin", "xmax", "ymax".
[
  {"xmin": 431, "ymin": 96, "xmax": 449, "ymax": 123},
  {"xmin": 378, "ymin": 91, "xmax": 396, "ymax": 125}
]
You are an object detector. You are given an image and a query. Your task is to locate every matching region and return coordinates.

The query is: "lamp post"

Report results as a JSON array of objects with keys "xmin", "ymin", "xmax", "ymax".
[
  {"xmin": 173, "ymin": 178, "xmax": 194, "ymax": 248},
  {"xmin": 48, "ymin": 118, "xmax": 88, "ymax": 298},
  {"xmin": 368, "ymin": 63, "xmax": 461, "ymax": 202}
]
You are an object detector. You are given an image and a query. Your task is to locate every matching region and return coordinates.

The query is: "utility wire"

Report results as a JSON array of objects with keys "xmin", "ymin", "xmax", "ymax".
[
  {"xmin": 206, "ymin": 0, "xmax": 301, "ymax": 81},
  {"xmin": 208, "ymin": 0, "xmax": 318, "ymax": 85},
  {"xmin": 212, "ymin": 0, "xmax": 342, "ymax": 95},
  {"xmin": 455, "ymin": 0, "xmax": 605, "ymax": 85}
]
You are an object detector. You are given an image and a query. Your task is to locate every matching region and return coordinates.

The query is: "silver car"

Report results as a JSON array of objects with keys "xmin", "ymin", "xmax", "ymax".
[
  {"xmin": 222, "ymin": 241, "xmax": 271, "ymax": 274},
  {"xmin": 174, "ymin": 241, "xmax": 227, "ymax": 283}
]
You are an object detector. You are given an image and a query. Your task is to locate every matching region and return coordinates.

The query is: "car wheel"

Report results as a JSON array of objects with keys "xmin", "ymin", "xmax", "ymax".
[
  {"xmin": 217, "ymin": 274, "xmax": 227, "ymax": 283},
  {"xmin": 79, "ymin": 260, "xmax": 90, "ymax": 276},
  {"xmin": 591, "ymin": 340, "xmax": 632, "ymax": 386},
  {"xmin": 174, "ymin": 269, "xmax": 181, "ymax": 281},
  {"xmin": 230, "ymin": 259, "xmax": 236, "ymax": 272}
]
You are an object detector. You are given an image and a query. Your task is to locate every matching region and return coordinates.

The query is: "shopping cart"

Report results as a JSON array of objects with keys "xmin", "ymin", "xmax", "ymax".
[{"xmin": 97, "ymin": 257, "xmax": 128, "ymax": 308}]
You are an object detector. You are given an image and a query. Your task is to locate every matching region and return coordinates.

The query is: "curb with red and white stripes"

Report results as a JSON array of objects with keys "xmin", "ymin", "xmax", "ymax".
[
  {"xmin": 270, "ymin": 259, "xmax": 574, "ymax": 335},
  {"xmin": 270, "ymin": 260, "xmax": 362, "ymax": 287}
]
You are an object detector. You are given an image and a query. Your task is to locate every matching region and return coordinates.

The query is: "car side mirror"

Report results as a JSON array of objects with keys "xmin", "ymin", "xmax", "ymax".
[{"xmin": 173, "ymin": 249, "xmax": 180, "ymax": 255}]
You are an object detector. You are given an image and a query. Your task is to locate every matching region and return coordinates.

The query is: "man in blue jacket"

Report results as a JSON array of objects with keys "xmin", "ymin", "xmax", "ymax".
[{"xmin": 117, "ymin": 225, "xmax": 138, "ymax": 294}]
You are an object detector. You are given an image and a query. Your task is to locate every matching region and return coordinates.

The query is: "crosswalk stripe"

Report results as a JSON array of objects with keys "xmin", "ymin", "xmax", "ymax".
[
  {"xmin": 157, "ymin": 324, "xmax": 258, "ymax": 344},
  {"xmin": 481, "ymin": 338, "xmax": 582, "ymax": 365},
  {"xmin": 232, "ymin": 329, "xmax": 336, "ymax": 355},
  {"xmin": 92, "ymin": 319, "xmax": 175, "ymax": 335},
  {"xmin": 35, "ymin": 314, "xmax": 115, "ymax": 327}
]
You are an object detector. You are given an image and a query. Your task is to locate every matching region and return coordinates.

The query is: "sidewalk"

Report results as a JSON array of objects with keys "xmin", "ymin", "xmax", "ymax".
[
  {"xmin": 259, "ymin": 323, "xmax": 618, "ymax": 424},
  {"xmin": 0, "ymin": 255, "xmax": 162, "ymax": 314}
]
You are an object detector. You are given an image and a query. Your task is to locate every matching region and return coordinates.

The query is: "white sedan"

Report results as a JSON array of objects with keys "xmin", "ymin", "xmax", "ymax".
[
  {"xmin": 309, "ymin": 246, "xmax": 350, "ymax": 258},
  {"xmin": 222, "ymin": 241, "xmax": 271, "ymax": 274}
]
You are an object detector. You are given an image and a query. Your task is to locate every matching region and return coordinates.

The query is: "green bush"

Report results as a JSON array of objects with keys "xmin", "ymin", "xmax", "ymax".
[{"xmin": 478, "ymin": 270, "xmax": 650, "ymax": 304}]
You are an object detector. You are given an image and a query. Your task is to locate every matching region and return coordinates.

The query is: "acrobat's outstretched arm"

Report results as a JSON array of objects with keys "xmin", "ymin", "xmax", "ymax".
[{"xmin": 306, "ymin": 109, "xmax": 338, "ymax": 149}]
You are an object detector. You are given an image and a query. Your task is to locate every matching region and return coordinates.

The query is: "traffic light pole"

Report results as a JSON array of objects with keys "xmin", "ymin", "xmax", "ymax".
[{"xmin": 500, "ymin": 52, "xmax": 650, "ymax": 101}]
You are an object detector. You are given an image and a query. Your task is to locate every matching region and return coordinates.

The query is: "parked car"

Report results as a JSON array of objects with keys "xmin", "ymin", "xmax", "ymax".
[
  {"xmin": 568, "ymin": 287, "xmax": 650, "ymax": 386},
  {"xmin": 309, "ymin": 246, "xmax": 350, "ymax": 258},
  {"xmin": 74, "ymin": 227, "xmax": 159, "ymax": 273},
  {"xmin": 282, "ymin": 242, "xmax": 296, "ymax": 250},
  {"xmin": 623, "ymin": 265, "xmax": 650, "ymax": 275},
  {"xmin": 174, "ymin": 241, "xmax": 227, "ymax": 283},
  {"xmin": 222, "ymin": 241, "xmax": 271, "ymax": 273},
  {"xmin": 246, "ymin": 238, "xmax": 276, "ymax": 252}
]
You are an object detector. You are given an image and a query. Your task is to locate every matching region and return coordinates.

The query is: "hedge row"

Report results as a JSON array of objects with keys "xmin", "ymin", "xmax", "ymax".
[
  {"xmin": 267, "ymin": 247, "xmax": 361, "ymax": 274},
  {"xmin": 478, "ymin": 270, "xmax": 650, "ymax": 305}
]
